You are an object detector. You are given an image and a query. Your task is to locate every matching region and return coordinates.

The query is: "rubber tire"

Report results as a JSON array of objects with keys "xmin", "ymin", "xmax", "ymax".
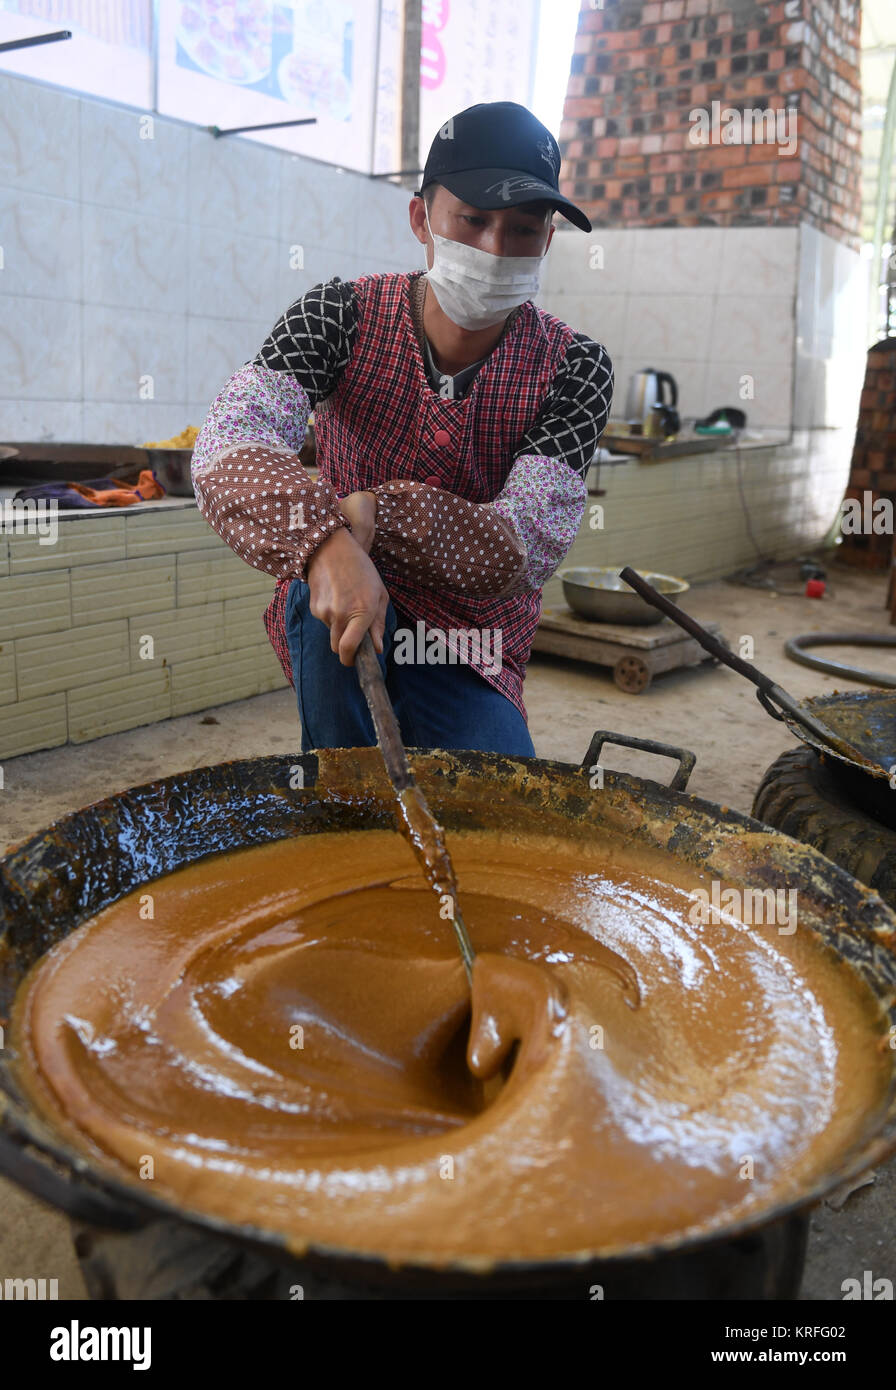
[
  {"xmin": 71, "ymin": 1219, "xmax": 299, "ymax": 1300},
  {"xmin": 752, "ymin": 746, "xmax": 896, "ymax": 910}
]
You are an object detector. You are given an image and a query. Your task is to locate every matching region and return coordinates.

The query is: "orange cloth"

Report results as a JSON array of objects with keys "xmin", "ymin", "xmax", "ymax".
[{"xmin": 68, "ymin": 470, "xmax": 165, "ymax": 507}]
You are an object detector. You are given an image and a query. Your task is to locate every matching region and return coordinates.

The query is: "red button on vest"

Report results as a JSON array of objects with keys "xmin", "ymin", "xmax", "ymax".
[
  {"xmin": 424, "ymin": 474, "xmax": 440, "ymax": 487},
  {"xmin": 433, "ymin": 429, "xmax": 451, "ymax": 447}
]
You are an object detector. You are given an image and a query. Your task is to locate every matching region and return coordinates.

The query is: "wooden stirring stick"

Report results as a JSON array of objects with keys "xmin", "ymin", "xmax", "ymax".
[{"xmin": 355, "ymin": 632, "xmax": 476, "ymax": 983}]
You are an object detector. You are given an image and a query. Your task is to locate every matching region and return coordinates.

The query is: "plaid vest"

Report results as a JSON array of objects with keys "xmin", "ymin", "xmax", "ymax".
[{"xmin": 265, "ymin": 271, "xmax": 579, "ymax": 719}]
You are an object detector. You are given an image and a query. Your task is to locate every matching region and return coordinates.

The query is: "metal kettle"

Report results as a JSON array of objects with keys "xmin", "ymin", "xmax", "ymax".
[{"xmin": 625, "ymin": 369, "xmax": 678, "ymax": 425}]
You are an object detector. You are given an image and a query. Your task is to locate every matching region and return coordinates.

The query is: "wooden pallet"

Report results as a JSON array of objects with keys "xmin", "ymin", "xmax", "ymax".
[{"xmin": 533, "ymin": 606, "xmax": 725, "ymax": 693}]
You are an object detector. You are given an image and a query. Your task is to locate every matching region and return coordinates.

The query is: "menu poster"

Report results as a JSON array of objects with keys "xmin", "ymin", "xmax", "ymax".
[
  {"xmin": 417, "ymin": 0, "xmax": 541, "ymax": 167},
  {"xmin": 157, "ymin": 0, "xmax": 379, "ymax": 171}
]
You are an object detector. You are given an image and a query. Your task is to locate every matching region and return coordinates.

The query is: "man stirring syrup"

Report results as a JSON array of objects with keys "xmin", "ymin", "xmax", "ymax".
[{"xmin": 192, "ymin": 101, "xmax": 614, "ymax": 756}]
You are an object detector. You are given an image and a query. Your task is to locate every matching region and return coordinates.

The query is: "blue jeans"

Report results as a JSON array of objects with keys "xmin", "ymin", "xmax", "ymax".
[{"xmin": 284, "ymin": 578, "xmax": 535, "ymax": 757}]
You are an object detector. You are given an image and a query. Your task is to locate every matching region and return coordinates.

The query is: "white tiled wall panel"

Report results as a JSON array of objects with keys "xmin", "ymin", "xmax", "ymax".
[
  {"xmin": 15, "ymin": 619, "xmax": 130, "ymax": 700},
  {"xmin": 128, "ymin": 603, "xmax": 225, "ymax": 671},
  {"xmin": 544, "ymin": 426, "xmax": 853, "ymax": 606},
  {"xmin": 0, "ymin": 71, "xmax": 411, "ymax": 447},
  {"xmin": 68, "ymin": 666, "xmax": 172, "ymax": 744},
  {"xmin": 171, "ymin": 645, "xmax": 284, "ymax": 718},
  {"xmin": 176, "ymin": 549, "xmax": 276, "ymax": 607},
  {"xmin": 0, "ymin": 639, "xmax": 15, "ymax": 706},
  {"xmin": 0, "ymin": 569, "xmax": 70, "ymax": 639},
  {"xmin": 0, "ymin": 691, "xmax": 68, "ymax": 761},
  {"xmin": 8, "ymin": 519, "xmax": 126, "ymax": 573},
  {"xmin": 539, "ymin": 223, "xmax": 862, "ymax": 434},
  {"xmin": 0, "ymin": 506, "xmax": 292, "ymax": 757},
  {"xmin": 70, "ymin": 554, "xmax": 175, "ymax": 625}
]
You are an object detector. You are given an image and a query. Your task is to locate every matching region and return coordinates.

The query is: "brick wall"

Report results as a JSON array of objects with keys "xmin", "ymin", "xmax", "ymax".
[
  {"xmin": 559, "ymin": 0, "xmax": 861, "ymax": 246},
  {"xmin": 840, "ymin": 338, "xmax": 896, "ymax": 571}
]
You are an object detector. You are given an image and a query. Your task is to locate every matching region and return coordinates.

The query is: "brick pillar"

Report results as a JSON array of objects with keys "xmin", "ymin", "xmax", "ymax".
[
  {"xmin": 840, "ymin": 339, "xmax": 896, "ymax": 572},
  {"xmin": 559, "ymin": 0, "xmax": 861, "ymax": 247}
]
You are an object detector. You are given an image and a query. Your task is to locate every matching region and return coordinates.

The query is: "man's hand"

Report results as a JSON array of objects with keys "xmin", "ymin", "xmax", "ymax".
[
  {"xmin": 305, "ymin": 526, "xmax": 389, "ymax": 665},
  {"xmin": 337, "ymin": 490, "xmax": 377, "ymax": 554}
]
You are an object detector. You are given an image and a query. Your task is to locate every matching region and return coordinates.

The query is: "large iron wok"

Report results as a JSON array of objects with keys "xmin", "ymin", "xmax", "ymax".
[{"xmin": 1, "ymin": 742, "xmax": 895, "ymax": 1299}]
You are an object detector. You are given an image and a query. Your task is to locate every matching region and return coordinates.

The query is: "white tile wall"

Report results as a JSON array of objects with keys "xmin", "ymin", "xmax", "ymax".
[
  {"xmin": 0, "ymin": 690, "xmax": 68, "ymax": 760},
  {"xmin": 170, "ymin": 645, "xmax": 283, "ymax": 718},
  {"xmin": 0, "ymin": 297, "xmax": 82, "ymax": 402},
  {"xmin": 0, "ymin": 401, "xmax": 84, "ymax": 441},
  {"xmin": 125, "ymin": 509, "xmax": 222, "ymax": 557},
  {"xmin": 70, "ymin": 554, "xmax": 175, "ymax": 626},
  {"xmin": 544, "ymin": 424, "xmax": 854, "ymax": 603},
  {"xmin": 0, "ymin": 188, "xmax": 81, "ymax": 300},
  {"xmin": 16, "ymin": 618, "xmax": 130, "ymax": 700},
  {"xmin": 0, "ymin": 639, "xmax": 15, "ymax": 706},
  {"xmin": 128, "ymin": 602, "xmax": 225, "ymax": 671},
  {"xmin": 622, "ymin": 294, "xmax": 715, "ymax": 362},
  {"xmin": 0, "ymin": 80, "xmax": 80, "ymax": 199},
  {"xmin": 539, "ymin": 225, "xmax": 802, "ymax": 428},
  {"xmin": 186, "ymin": 317, "xmax": 274, "ymax": 405},
  {"xmin": 0, "ymin": 71, "xmax": 411, "ymax": 446},
  {"xmin": 188, "ymin": 224, "xmax": 282, "ymax": 324},
  {"xmin": 8, "ymin": 517, "xmax": 126, "ymax": 573},
  {"xmin": 630, "ymin": 227, "xmax": 726, "ymax": 296},
  {"xmin": 68, "ymin": 665, "xmax": 172, "ymax": 744},
  {"xmin": 81, "ymin": 204, "xmax": 191, "ymax": 314},
  {"xmin": 176, "ymin": 549, "xmax": 276, "ymax": 607},
  {"xmin": 83, "ymin": 305, "xmax": 188, "ymax": 405},
  {"xmin": 0, "ymin": 569, "xmax": 70, "ymax": 639},
  {"xmin": 794, "ymin": 224, "xmax": 868, "ymax": 431},
  {"xmin": 0, "ymin": 505, "xmax": 293, "ymax": 758},
  {"xmin": 79, "ymin": 102, "xmax": 191, "ymax": 221},
  {"xmin": 187, "ymin": 126, "xmax": 283, "ymax": 240}
]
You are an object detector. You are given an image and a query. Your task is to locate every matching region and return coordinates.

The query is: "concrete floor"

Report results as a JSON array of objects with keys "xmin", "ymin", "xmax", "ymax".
[{"xmin": 1, "ymin": 557, "xmax": 895, "ymax": 1299}]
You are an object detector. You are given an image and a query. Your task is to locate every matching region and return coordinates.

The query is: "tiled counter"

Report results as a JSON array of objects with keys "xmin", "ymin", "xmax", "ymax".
[
  {"xmin": 1, "ymin": 425, "xmax": 852, "ymax": 760},
  {"xmin": 544, "ymin": 428, "xmax": 852, "ymax": 608},
  {"xmin": 0, "ymin": 500, "xmax": 286, "ymax": 759}
]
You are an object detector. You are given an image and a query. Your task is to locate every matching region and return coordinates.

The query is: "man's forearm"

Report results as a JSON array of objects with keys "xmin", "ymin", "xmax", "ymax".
[
  {"xmin": 193, "ymin": 444, "xmax": 350, "ymax": 581},
  {"xmin": 368, "ymin": 481, "xmax": 527, "ymax": 597},
  {"xmin": 368, "ymin": 454, "xmax": 587, "ymax": 597}
]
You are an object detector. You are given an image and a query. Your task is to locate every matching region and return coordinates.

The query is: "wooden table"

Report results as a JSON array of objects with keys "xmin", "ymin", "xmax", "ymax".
[{"xmin": 532, "ymin": 606, "xmax": 726, "ymax": 692}]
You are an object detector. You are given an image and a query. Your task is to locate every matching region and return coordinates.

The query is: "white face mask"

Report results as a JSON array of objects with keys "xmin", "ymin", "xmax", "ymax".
[{"xmin": 423, "ymin": 205, "xmax": 547, "ymax": 331}]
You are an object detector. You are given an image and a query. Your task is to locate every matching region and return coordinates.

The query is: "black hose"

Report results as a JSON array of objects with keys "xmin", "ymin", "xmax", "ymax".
[{"xmin": 784, "ymin": 633, "xmax": 896, "ymax": 687}]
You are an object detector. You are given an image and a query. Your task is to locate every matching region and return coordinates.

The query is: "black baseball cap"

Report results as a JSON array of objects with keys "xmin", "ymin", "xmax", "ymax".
[{"xmin": 417, "ymin": 101, "xmax": 591, "ymax": 233}]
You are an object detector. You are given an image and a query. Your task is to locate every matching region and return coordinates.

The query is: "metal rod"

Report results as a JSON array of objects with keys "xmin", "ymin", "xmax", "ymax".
[
  {"xmin": 0, "ymin": 29, "xmax": 71, "ymax": 53},
  {"xmin": 619, "ymin": 566, "xmax": 883, "ymax": 771},
  {"xmin": 210, "ymin": 117, "xmax": 317, "ymax": 138}
]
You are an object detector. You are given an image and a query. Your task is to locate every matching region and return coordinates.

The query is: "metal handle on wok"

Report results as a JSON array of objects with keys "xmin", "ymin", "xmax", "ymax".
[
  {"xmin": 617, "ymin": 566, "xmax": 852, "ymax": 750},
  {"xmin": 582, "ymin": 731, "xmax": 696, "ymax": 791}
]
